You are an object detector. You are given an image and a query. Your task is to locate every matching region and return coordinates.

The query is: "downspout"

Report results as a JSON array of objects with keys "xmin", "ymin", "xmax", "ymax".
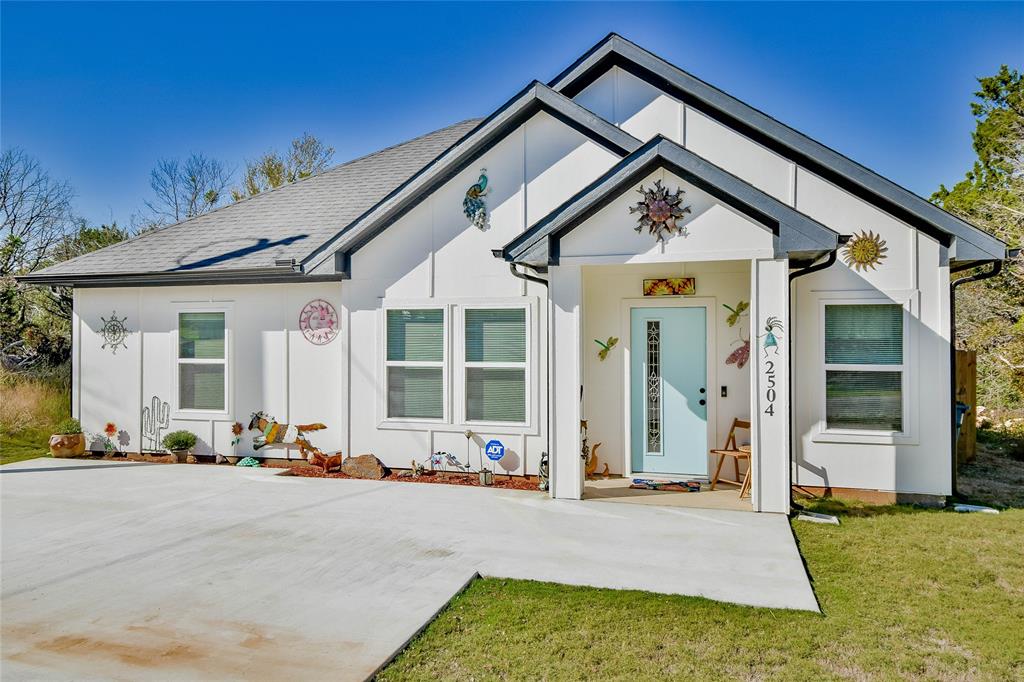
[
  {"xmin": 787, "ymin": 247, "xmax": 841, "ymax": 512},
  {"xmin": 949, "ymin": 256, "xmax": 1006, "ymax": 498},
  {"xmin": 507, "ymin": 262, "xmax": 552, "ymax": 494}
]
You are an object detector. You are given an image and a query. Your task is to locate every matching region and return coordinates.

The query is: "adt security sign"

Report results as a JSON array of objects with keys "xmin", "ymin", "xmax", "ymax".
[{"xmin": 484, "ymin": 439, "xmax": 505, "ymax": 462}]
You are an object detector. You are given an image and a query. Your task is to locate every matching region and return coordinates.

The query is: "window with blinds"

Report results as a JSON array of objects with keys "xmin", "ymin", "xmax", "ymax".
[
  {"xmin": 464, "ymin": 308, "xmax": 526, "ymax": 423},
  {"xmin": 824, "ymin": 304, "xmax": 904, "ymax": 431},
  {"xmin": 386, "ymin": 309, "xmax": 444, "ymax": 419},
  {"xmin": 178, "ymin": 312, "xmax": 226, "ymax": 411}
]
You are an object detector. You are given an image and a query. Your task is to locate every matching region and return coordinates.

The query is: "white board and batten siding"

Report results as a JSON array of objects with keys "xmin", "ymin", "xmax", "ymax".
[{"xmin": 571, "ymin": 65, "xmax": 952, "ymax": 496}]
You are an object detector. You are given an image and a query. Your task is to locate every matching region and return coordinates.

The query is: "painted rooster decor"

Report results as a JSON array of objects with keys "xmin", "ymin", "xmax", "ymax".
[
  {"xmin": 630, "ymin": 179, "xmax": 691, "ymax": 242},
  {"xmin": 463, "ymin": 169, "xmax": 490, "ymax": 229}
]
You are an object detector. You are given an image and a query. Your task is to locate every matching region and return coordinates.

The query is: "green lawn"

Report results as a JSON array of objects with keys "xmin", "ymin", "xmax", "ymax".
[
  {"xmin": 381, "ymin": 502, "xmax": 1024, "ymax": 680},
  {"xmin": 0, "ymin": 429, "xmax": 52, "ymax": 465}
]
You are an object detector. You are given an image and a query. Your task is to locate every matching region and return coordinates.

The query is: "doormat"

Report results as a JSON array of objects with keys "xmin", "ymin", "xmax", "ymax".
[{"xmin": 630, "ymin": 479, "xmax": 702, "ymax": 492}]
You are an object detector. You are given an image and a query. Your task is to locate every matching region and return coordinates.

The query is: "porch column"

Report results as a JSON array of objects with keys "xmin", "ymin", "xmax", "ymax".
[
  {"xmin": 750, "ymin": 257, "xmax": 791, "ymax": 513},
  {"xmin": 549, "ymin": 264, "xmax": 584, "ymax": 500}
]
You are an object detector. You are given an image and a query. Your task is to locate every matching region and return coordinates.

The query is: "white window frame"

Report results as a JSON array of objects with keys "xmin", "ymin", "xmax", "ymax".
[
  {"xmin": 380, "ymin": 304, "xmax": 449, "ymax": 425},
  {"xmin": 172, "ymin": 304, "xmax": 232, "ymax": 420},
  {"xmin": 812, "ymin": 291, "xmax": 918, "ymax": 445},
  {"xmin": 459, "ymin": 303, "xmax": 531, "ymax": 428}
]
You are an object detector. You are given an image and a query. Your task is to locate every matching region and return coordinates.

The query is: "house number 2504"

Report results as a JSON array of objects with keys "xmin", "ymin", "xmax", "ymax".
[{"xmin": 763, "ymin": 360, "xmax": 777, "ymax": 416}]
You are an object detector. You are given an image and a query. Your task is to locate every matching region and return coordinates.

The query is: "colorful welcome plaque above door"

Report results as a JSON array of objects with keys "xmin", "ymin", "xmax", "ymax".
[{"xmin": 642, "ymin": 277, "xmax": 695, "ymax": 297}]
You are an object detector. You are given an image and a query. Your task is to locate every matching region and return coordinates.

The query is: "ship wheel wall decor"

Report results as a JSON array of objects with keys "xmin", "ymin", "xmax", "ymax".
[
  {"xmin": 629, "ymin": 179, "xmax": 692, "ymax": 243},
  {"xmin": 842, "ymin": 230, "xmax": 888, "ymax": 271}
]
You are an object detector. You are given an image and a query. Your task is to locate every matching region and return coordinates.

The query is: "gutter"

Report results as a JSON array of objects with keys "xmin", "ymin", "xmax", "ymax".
[
  {"xmin": 787, "ymin": 246, "xmax": 842, "ymax": 512},
  {"xmin": 948, "ymin": 252, "xmax": 1013, "ymax": 497},
  {"xmin": 14, "ymin": 264, "xmax": 347, "ymax": 288},
  {"xmin": 504, "ymin": 259, "xmax": 553, "ymax": 496}
]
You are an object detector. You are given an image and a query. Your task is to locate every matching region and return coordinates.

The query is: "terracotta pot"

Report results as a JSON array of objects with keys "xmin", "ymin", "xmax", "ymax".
[{"xmin": 49, "ymin": 433, "xmax": 86, "ymax": 458}]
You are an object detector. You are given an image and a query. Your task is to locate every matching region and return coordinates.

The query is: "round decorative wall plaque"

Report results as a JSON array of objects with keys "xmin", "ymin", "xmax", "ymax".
[{"xmin": 299, "ymin": 299, "xmax": 339, "ymax": 345}]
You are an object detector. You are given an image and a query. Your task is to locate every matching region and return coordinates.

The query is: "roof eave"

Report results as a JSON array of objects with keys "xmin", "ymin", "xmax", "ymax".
[{"xmin": 15, "ymin": 266, "xmax": 344, "ymax": 288}]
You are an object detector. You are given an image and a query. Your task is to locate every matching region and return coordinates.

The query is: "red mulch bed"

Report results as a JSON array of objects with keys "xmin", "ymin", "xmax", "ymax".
[{"xmin": 285, "ymin": 465, "xmax": 542, "ymax": 491}]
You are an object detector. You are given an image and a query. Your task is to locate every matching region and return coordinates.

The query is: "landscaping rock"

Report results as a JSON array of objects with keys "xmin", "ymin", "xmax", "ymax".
[
  {"xmin": 341, "ymin": 454, "xmax": 390, "ymax": 480},
  {"xmin": 49, "ymin": 434, "xmax": 85, "ymax": 458}
]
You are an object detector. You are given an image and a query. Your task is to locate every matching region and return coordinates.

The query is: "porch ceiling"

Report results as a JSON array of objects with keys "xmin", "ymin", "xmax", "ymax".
[{"xmin": 498, "ymin": 136, "xmax": 840, "ymax": 268}]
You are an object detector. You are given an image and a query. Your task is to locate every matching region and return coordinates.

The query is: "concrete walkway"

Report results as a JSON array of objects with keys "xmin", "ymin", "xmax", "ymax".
[{"xmin": 1, "ymin": 459, "xmax": 816, "ymax": 681}]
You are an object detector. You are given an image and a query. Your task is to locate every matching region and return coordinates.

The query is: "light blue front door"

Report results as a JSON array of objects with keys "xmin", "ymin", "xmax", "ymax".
[{"xmin": 630, "ymin": 307, "xmax": 708, "ymax": 476}]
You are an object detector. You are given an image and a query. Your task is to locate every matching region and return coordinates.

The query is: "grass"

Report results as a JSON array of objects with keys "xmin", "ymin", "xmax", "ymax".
[
  {"xmin": 0, "ymin": 365, "xmax": 68, "ymax": 465},
  {"xmin": 381, "ymin": 501, "xmax": 1024, "ymax": 681}
]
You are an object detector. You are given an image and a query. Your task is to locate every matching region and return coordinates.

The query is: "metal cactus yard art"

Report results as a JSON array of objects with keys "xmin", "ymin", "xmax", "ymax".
[
  {"xmin": 142, "ymin": 395, "xmax": 170, "ymax": 451},
  {"xmin": 630, "ymin": 179, "xmax": 692, "ymax": 242},
  {"xmin": 463, "ymin": 169, "xmax": 489, "ymax": 229},
  {"xmin": 842, "ymin": 230, "xmax": 888, "ymax": 271}
]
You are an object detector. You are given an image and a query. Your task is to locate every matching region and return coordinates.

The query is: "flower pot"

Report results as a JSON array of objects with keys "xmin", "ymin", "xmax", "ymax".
[
  {"xmin": 49, "ymin": 433, "xmax": 86, "ymax": 458},
  {"xmin": 170, "ymin": 449, "xmax": 191, "ymax": 464}
]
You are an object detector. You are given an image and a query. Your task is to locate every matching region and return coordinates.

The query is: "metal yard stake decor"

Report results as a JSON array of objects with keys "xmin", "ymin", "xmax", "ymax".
[
  {"xmin": 463, "ymin": 169, "xmax": 489, "ymax": 229},
  {"xmin": 630, "ymin": 179, "xmax": 691, "ymax": 242},
  {"xmin": 141, "ymin": 395, "xmax": 170, "ymax": 451},
  {"xmin": 99, "ymin": 311, "xmax": 129, "ymax": 354}
]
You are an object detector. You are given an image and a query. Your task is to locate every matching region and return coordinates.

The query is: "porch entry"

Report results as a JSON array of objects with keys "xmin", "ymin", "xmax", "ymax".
[{"xmin": 630, "ymin": 307, "xmax": 708, "ymax": 477}]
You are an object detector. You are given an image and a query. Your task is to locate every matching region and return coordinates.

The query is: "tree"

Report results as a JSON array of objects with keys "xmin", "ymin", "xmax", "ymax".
[
  {"xmin": 0, "ymin": 148, "xmax": 76, "ymax": 348},
  {"xmin": 933, "ymin": 65, "xmax": 1024, "ymax": 409},
  {"xmin": 140, "ymin": 153, "xmax": 231, "ymax": 229},
  {"xmin": 232, "ymin": 133, "xmax": 334, "ymax": 201}
]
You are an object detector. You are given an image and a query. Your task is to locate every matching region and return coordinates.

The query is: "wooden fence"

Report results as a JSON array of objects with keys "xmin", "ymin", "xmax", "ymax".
[{"xmin": 955, "ymin": 349, "xmax": 977, "ymax": 465}]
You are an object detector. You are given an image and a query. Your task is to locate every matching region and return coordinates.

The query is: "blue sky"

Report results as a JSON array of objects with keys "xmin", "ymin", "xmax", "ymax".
[{"xmin": 2, "ymin": 1, "xmax": 1022, "ymax": 227}]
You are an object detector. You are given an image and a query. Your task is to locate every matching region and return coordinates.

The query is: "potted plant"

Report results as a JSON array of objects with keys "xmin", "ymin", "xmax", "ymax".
[
  {"xmin": 162, "ymin": 430, "xmax": 198, "ymax": 463},
  {"xmin": 49, "ymin": 418, "xmax": 86, "ymax": 458}
]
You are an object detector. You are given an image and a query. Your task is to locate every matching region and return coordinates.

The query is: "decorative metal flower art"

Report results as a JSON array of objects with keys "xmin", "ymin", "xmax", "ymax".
[
  {"xmin": 100, "ymin": 311, "xmax": 129, "ymax": 354},
  {"xmin": 463, "ymin": 169, "xmax": 489, "ymax": 230},
  {"xmin": 842, "ymin": 230, "xmax": 889, "ymax": 271},
  {"xmin": 630, "ymin": 179, "xmax": 691, "ymax": 242}
]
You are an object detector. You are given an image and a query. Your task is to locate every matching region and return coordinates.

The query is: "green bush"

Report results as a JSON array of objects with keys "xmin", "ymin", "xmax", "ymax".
[
  {"xmin": 162, "ymin": 430, "xmax": 197, "ymax": 452},
  {"xmin": 54, "ymin": 418, "xmax": 82, "ymax": 434}
]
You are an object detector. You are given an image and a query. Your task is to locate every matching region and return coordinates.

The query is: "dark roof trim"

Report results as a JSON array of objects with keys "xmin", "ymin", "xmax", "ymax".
[
  {"xmin": 549, "ymin": 34, "xmax": 1006, "ymax": 262},
  {"xmin": 16, "ymin": 267, "xmax": 346, "ymax": 288},
  {"xmin": 305, "ymin": 81, "xmax": 643, "ymax": 276},
  {"xmin": 499, "ymin": 136, "xmax": 839, "ymax": 267}
]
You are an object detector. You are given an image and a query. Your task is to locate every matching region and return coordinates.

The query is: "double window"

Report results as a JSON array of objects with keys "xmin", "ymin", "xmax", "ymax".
[
  {"xmin": 824, "ymin": 303, "xmax": 904, "ymax": 432},
  {"xmin": 177, "ymin": 311, "xmax": 227, "ymax": 412},
  {"xmin": 385, "ymin": 304, "xmax": 529, "ymax": 425}
]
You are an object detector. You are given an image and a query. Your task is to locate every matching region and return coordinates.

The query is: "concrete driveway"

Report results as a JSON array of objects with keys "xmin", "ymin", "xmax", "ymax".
[{"xmin": 1, "ymin": 459, "xmax": 816, "ymax": 680}]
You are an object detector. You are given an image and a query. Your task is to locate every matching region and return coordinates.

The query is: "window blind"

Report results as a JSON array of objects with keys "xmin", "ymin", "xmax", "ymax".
[
  {"xmin": 465, "ymin": 308, "xmax": 526, "ymax": 362},
  {"xmin": 387, "ymin": 309, "xmax": 443, "ymax": 362},
  {"xmin": 179, "ymin": 364, "xmax": 225, "ymax": 411},
  {"xmin": 826, "ymin": 370, "xmax": 902, "ymax": 431},
  {"xmin": 388, "ymin": 367, "xmax": 443, "ymax": 419},
  {"xmin": 467, "ymin": 368, "xmax": 526, "ymax": 422},
  {"xmin": 825, "ymin": 304, "xmax": 902, "ymax": 365}
]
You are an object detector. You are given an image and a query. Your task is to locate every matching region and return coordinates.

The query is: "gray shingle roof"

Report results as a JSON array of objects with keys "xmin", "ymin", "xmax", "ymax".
[{"xmin": 26, "ymin": 119, "xmax": 481, "ymax": 282}]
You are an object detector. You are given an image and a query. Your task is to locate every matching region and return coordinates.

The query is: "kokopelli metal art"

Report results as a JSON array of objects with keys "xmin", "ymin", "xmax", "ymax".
[{"xmin": 142, "ymin": 396, "xmax": 170, "ymax": 451}]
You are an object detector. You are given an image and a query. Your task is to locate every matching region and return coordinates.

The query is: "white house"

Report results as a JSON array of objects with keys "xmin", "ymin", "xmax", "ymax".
[{"xmin": 22, "ymin": 35, "xmax": 1008, "ymax": 512}]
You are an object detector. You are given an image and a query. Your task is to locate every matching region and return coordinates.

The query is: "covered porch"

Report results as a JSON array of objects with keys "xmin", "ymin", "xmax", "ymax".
[{"xmin": 498, "ymin": 137, "xmax": 839, "ymax": 513}]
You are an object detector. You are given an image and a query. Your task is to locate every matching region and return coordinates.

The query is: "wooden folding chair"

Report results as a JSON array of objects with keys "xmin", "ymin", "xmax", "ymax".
[{"xmin": 710, "ymin": 418, "xmax": 752, "ymax": 498}]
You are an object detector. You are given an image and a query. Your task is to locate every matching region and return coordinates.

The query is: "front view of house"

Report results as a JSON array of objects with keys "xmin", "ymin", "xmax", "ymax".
[{"xmin": 23, "ymin": 35, "xmax": 1008, "ymax": 512}]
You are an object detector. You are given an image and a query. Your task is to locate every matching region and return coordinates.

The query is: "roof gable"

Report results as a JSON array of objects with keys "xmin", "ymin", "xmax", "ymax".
[
  {"xmin": 306, "ymin": 82, "xmax": 643, "ymax": 276},
  {"xmin": 550, "ymin": 33, "xmax": 1006, "ymax": 263},
  {"xmin": 500, "ymin": 136, "xmax": 839, "ymax": 267}
]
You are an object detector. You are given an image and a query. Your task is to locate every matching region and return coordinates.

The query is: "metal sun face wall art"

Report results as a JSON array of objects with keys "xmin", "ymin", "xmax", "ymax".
[
  {"xmin": 463, "ymin": 169, "xmax": 489, "ymax": 230},
  {"xmin": 100, "ymin": 311, "xmax": 129, "ymax": 354},
  {"xmin": 842, "ymin": 229, "xmax": 888, "ymax": 271},
  {"xmin": 299, "ymin": 299, "xmax": 339, "ymax": 345},
  {"xmin": 630, "ymin": 179, "xmax": 692, "ymax": 243}
]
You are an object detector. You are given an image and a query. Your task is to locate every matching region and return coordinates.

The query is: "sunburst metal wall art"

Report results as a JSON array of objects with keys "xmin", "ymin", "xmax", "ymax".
[
  {"xmin": 842, "ymin": 230, "xmax": 888, "ymax": 271},
  {"xmin": 100, "ymin": 311, "xmax": 129, "ymax": 354},
  {"xmin": 630, "ymin": 179, "xmax": 691, "ymax": 243}
]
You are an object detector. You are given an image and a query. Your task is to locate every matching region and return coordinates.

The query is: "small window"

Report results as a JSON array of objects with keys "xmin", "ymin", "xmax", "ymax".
[
  {"xmin": 824, "ymin": 304, "xmax": 903, "ymax": 431},
  {"xmin": 178, "ymin": 312, "xmax": 226, "ymax": 411},
  {"xmin": 464, "ymin": 308, "xmax": 526, "ymax": 423},
  {"xmin": 386, "ymin": 309, "xmax": 444, "ymax": 419}
]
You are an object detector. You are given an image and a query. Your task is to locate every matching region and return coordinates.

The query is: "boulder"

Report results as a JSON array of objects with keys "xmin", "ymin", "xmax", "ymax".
[
  {"xmin": 49, "ymin": 433, "xmax": 85, "ymax": 458},
  {"xmin": 341, "ymin": 454, "xmax": 390, "ymax": 480}
]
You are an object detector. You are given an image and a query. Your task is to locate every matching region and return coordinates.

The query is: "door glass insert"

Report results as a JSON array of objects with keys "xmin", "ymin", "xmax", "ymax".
[{"xmin": 646, "ymin": 319, "xmax": 662, "ymax": 453}]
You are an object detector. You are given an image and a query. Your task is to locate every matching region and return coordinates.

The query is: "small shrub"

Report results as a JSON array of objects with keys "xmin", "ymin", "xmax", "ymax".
[
  {"xmin": 54, "ymin": 418, "xmax": 82, "ymax": 434},
  {"xmin": 162, "ymin": 430, "xmax": 198, "ymax": 451}
]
